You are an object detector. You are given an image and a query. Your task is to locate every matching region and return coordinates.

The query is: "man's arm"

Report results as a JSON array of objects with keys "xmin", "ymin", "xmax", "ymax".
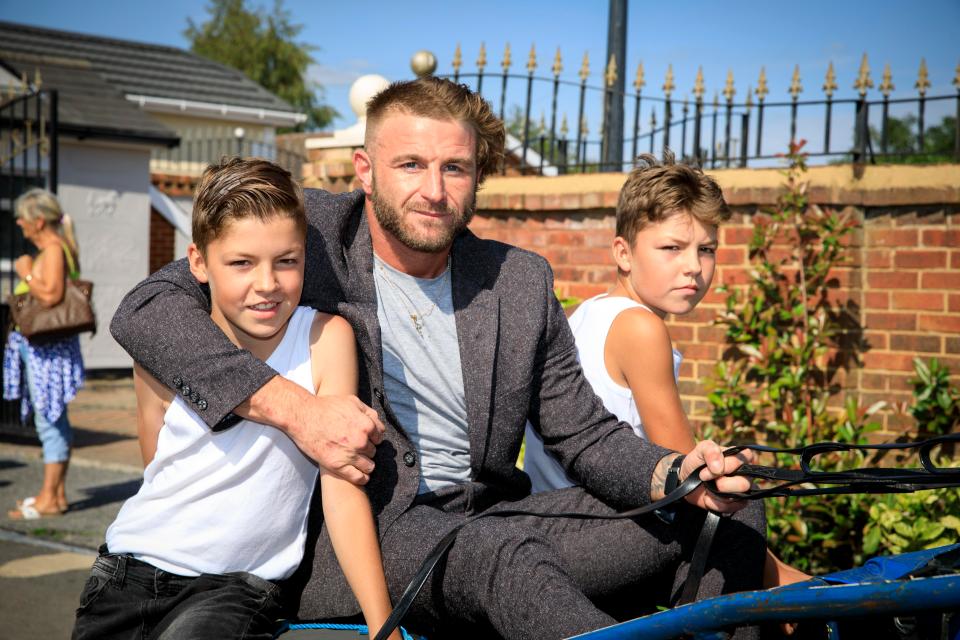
[
  {"xmin": 530, "ymin": 258, "xmax": 751, "ymax": 511},
  {"xmin": 111, "ymin": 259, "xmax": 383, "ymax": 483}
]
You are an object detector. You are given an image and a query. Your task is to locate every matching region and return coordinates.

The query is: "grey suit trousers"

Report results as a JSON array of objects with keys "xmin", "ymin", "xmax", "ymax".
[{"xmin": 375, "ymin": 484, "xmax": 766, "ymax": 640}]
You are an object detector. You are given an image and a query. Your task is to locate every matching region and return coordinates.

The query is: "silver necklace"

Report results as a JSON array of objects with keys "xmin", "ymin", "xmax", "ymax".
[{"xmin": 375, "ymin": 258, "xmax": 451, "ymax": 338}]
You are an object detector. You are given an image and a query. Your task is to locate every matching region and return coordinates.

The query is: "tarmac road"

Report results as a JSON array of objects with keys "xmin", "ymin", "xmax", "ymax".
[{"xmin": 0, "ymin": 376, "xmax": 142, "ymax": 639}]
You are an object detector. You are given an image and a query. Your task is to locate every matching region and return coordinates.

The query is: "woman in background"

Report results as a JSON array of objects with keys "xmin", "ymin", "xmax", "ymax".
[{"xmin": 4, "ymin": 188, "xmax": 85, "ymax": 519}]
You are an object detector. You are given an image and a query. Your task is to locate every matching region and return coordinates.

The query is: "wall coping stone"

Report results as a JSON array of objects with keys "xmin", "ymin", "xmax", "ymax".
[{"xmin": 477, "ymin": 164, "xmax": 960, "ymax": 210}]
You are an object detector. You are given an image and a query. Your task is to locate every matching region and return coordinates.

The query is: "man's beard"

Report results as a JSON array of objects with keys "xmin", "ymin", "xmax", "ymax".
[{"xmin": 370, "ymin": 177, "xmax": 476, "ymax": 253}]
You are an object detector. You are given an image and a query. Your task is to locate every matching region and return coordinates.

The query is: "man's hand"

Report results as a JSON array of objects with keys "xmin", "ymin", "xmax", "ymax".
[
  {"xmin": 238, "ymin": 376, "xmax": 386, "ymax": 485},
  {"xmin": 287, "ymin": 394, "xmax": 385, "ymax": 485},
  {"xmin": 681, "ymin": 441, "xmax": 754, "ymax": 514},
  {"xmin": 651, "ymin": 441, "xmax": 754, "ymax": 515}
]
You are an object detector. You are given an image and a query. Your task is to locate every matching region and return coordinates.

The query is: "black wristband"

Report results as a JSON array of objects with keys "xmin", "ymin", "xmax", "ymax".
[
  {"xmin": 655, "ymin": 454, "xmax": 686, "ymax": 525},
  {"xmin": 664, "ymin": 454, "xmax": 686, "ymax": 496}
]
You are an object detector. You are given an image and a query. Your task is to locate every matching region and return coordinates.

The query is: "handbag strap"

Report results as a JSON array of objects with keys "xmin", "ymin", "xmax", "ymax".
[{"xmin": 60, "ymin": 242, "xmax": 80, "ymax": 280}]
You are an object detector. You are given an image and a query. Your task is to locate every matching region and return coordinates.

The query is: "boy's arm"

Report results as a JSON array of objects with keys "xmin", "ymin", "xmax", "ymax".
[
  {"xmin": 110, "ymin": 259, "xmax": 383, "ymax": 484},
  {"xmin": 311, "ymin": 314, "xmax": 401, "ymax": 640},
  {"xmin": 132, "ymin": 363, "xmax": 173, "ymax": 466},
  {"xmin": 606, "ymin": 308, "xmax": 697, "ymax": 454}
]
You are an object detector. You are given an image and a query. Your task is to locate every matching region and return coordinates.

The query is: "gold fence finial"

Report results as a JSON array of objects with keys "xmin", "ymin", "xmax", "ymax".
[
  {"xmin": 879, "ymin": 63, "xmax": 894, "ymax": 97},
  {"xmin": 745, "ymin": 86, "xmax": 753, "ymax": 111},
  {"xmin": 527, "ymin": 44, "xmax": 537, "ymax": 74},
  {"xmin": 502, "ymin": 43, "xmax": 512, "ymax": 72},
  {"xmin": 452, "ymin": 43, "xmax": 462, "ymax": 75},
  {"xmin": 722, "ymin": 69, "xmax": 735, "ymax": 103},
  {"xmin": 605, "ymin": 53, "xmax": 618, "ymax": 88},
  {"xmin": 634, "ymin": 61, "xmax": 646, "ymax": 92},
  {"xmin": 854, "ymin": 53, "xmax": 873, "ymax": 97},
  {"xmin": 915, "ymin": 58, "xmax": 931, "ymax": 96},
  {"xmin": 34, "ymin": 68, "xmax": 43, "ymax": 89},
  {"xmin": 662, "ymin": 63, "xmax": 675, "ymax": 98},
  {"xmin": 552, "ymin": 47, "xmax": 563, "ymax": 78},
  {"xmin": 823, "ymin": 62, "xmax": 837, "ymax": 98},
  {"xmin": 756, "ymin": 67, "xmax": 769, "ymax": 102},
  {"xmin": 713, "ymin": 91, "xmax": 719, "ymax": 108},
  {"xmin": 581, "ymin": 114, "xmax": 589, "ymax": 136},
  {"xmin": 560, "ymin": 113, "xmax": 569, "ymax": 138},
  {"xmin": 20, "ymin": 72, "xmax": 28, "ymax": 94},
  {"xmin": 692, "ymin": 66, "xmax": 705, "ymax": 102},
  {"xmin": 579, "ymin": 51, "xmax": 590, "ymax": 83},
  {"xmin": 789, "ymin": 65, "xmax": 803, "ymax": 100},
  {"xmin": 476, "ymin": 42, "xmax": 487, "ymax": 72}
]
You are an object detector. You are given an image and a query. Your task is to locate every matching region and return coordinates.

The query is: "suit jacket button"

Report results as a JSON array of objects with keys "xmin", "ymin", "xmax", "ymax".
[
  {"xmin": 173, "ymin": 376, "xmax": 183, "ymax": 388},
  {"xmin": 374, "ymin": 388, "xmax": 384, "ymax": 401},
  {"xmin": 181, "ymin": 385, "xmax": 191, "ymax": 397},
  {"xmin": 197, "ymin": 399, "xmax": 208, "ymax": 411},
  {"xmin": 190, "ymin": 392, "xmax": 200, "ymax": 403},
  {"xmin": 402, "ymin": 451, "xmax": 416, "ymax": 467}
]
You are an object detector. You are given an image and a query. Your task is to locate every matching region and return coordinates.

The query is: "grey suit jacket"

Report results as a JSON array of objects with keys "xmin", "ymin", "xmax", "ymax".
[{"xmin": 111, "ymin": 188, "xmax": 669, "ymax": 618}]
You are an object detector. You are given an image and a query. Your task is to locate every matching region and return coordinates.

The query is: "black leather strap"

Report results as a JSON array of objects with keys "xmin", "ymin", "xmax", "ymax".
[{"xmin": 678, "ymin": 511, "xmax": 721, "ymax": 606}]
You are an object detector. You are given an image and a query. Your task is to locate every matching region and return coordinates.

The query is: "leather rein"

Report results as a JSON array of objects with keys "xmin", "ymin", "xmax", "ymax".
[{"xmin": 372, "ymin": 433, "xmax": 960, "ymax": 640}]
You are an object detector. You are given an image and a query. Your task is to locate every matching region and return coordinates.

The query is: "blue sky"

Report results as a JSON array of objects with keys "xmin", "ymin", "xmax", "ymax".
[{"xmin": 3, "ymin": 0, "xmax": 957, "ymax": 159}]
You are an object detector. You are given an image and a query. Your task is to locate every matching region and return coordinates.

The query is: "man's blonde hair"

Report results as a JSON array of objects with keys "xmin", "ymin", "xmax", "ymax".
[
  {"xmin": 192, "ymin": 157, "xmax": 305, "ymax": 254},
  {"xmin": 365, "ymin": 77, "xmax": 505, "ymax": 183},
  {"xmin": 616, "ymin": 151, "xmax": 730, "ymax": 242}
]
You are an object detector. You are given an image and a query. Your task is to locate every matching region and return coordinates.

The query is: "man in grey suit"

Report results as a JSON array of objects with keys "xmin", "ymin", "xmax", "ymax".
[{"xmin": 111, "ymin": 78, "xmax": 765, "ymax": 639}]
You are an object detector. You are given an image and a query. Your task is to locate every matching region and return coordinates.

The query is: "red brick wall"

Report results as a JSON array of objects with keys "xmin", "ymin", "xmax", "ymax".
[
  {"xmin": 149, "ymin": 208, "xmax": 176, "ymax": 275},
  {"xmin": 473, "ymin": 166, "xmax": 960, "ymax": 436}
]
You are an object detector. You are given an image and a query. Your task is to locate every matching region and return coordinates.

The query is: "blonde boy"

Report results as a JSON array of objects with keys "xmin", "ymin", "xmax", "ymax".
[{"xmin": 73, "ymin": 159, "xmax": 400, "ymax": 640}]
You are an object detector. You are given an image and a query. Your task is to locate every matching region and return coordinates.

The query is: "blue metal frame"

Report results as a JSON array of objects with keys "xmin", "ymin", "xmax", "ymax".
[{"xmin": 571, "ymin": 544, "xmax": 960, "ymax": 640}]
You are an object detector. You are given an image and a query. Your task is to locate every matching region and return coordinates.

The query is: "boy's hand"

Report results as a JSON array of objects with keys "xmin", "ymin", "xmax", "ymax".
[
  {"xmin": 240, "ymin": 376, "xmax": 386, "ymax": 485},
  {"xmin": 655, "ymin": 441, "xmax": 753, "ymax": 514}
]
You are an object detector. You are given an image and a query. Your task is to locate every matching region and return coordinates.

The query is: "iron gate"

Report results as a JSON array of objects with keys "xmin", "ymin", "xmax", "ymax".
[{"xmin": 1, "ymin": 85, "xmax": 58, "ymax": 433}]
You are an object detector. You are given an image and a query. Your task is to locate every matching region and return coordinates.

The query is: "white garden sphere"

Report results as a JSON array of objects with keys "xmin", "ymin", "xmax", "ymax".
[{"xmin": 349, "ymin": 74, "xmax": 391, "ymax": 119}]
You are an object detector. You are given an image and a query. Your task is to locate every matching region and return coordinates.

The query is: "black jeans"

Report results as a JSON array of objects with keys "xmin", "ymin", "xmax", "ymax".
[{"xmin": 72, "ymin": 546, "xmax": 285, "ymax": 640}]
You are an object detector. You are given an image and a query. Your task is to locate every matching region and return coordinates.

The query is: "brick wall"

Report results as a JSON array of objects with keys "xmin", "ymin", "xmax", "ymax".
[
  {"xmin": 474, "ymin": 165, "xmax": 960, "ymax": 436},
  {"xmin": 149, "ymin": 208, "xmax": 176, "ymax": 275}
]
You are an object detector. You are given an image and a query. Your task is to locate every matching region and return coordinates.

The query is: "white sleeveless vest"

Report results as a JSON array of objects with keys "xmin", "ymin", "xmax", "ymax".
[
  {"xmin": 524, "ymin": 294, "xmax": 682, "ymax": 492},
  {"xmin": 106, "ymin": 307, "xmax": 320, "ymax": 579}
]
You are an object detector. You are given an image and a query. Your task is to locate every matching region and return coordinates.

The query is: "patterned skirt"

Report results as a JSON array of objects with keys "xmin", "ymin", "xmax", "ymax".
[{"xmin": 3, "ymin": 331, "xmax": 85, "ymax": 424}]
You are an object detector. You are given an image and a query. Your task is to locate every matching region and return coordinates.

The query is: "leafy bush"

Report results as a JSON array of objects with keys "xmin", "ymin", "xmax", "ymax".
[{"xmin": 706, "ymin": 141, "xmax": 960, "ymax": 572}]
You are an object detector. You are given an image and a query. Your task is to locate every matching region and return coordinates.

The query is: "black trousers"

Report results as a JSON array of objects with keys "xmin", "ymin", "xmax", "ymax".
[
  {"xmin": 379, "ymin": 485, "xmax": 767, "ymax": 640},
  {"xmin": 72, "ymin": 547, "xmax": 285, "ymax": 640}
]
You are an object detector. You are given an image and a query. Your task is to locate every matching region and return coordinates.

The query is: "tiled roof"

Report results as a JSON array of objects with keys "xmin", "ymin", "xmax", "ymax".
[{"xmin": 0, "ymin": 20, "xmax": 302, "ymax": 144}]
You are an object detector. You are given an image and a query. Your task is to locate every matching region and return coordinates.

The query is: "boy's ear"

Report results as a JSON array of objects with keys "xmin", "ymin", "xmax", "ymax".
[
  {"xmin": 186, "ymin": 243, "xmax": 209, "ymax": 284},
  {"xmin": 353, "ymin": 148, "xmax": 374, "ymax": 195},
  {"xmin": 611, "ymin": 236, "xmax": 633, "ymax": 273}
]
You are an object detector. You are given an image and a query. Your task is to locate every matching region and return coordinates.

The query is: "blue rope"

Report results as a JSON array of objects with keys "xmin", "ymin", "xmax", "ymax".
[{"xmin": 274, "ymin": 621, "xmax": 417, "ymax": 639}]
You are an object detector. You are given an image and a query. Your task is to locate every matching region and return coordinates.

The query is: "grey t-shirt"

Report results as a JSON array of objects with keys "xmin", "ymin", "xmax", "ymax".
[{"xmin": 373, "ymin": 255, "xmax": 471, "ymax": 494}]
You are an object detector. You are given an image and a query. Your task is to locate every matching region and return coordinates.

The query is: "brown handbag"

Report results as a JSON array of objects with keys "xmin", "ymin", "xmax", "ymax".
[{"xmin": 8, "ymin": 245, "xmax": 97, "ymax": 343}]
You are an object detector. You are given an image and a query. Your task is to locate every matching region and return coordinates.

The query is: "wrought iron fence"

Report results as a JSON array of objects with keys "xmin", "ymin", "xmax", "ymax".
[
  {"xmin": 150, "ymin": 127, "xmax": 306, "ymax": 178},
  {"xmin": 438, "ymin": 44, "xmax": 960, "ymax": 173},
  {"xmin": 1, "ymin": 82, "xmax": 58, "ymax": 434}
]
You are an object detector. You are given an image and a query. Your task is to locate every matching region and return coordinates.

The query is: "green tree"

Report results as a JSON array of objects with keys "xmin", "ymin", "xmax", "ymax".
[
  {"xmin": 185, "ymin": 0, "xmax": 337, "ymax": 131},
  {"xmin": 870, "ymin": 114, "xmax": 957, "ymax": 163}
]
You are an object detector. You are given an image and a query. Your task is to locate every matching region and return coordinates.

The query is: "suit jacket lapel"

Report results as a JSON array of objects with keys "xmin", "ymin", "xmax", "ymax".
[
  {"xmin": 339, "ymin": 208, "xmax": 383, "ymax": 387},
  {"xmin": 451, "ymin": 232, "xmax": 500, "ymax": 476}
]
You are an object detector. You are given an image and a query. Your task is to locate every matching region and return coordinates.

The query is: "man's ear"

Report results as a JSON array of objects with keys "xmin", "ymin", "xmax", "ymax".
[
  {"xmin": 353, "ymin": 148, "xmax": 374, "ymax": 195},
  {"xmin": 611, "ymin": 236, "xmax": 633, "ymax": 274},
  {"xmin": 187, "ymin": 243, "xmax": 209, "ymax": 284}
]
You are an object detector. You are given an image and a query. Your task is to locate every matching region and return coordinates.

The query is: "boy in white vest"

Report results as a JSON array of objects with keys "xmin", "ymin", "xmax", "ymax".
[
  {"xmin": 524, "ymin": 151, "xmax": 807, "ymax": 592},
  {"xmin": 73, "ymin": 158, "xmax": 401, "ymax": 640}
]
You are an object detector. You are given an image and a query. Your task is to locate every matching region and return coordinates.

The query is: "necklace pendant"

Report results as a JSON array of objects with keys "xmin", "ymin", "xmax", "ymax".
[{"xmin": 410, "ymin": 313, "xmax": 423, "ymax": 338}]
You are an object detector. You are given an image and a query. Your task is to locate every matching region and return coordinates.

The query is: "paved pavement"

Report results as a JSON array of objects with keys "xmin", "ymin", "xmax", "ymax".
[{"xmin": 0, "ymin": 375, "xmax": 142, "ymax": 639}]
